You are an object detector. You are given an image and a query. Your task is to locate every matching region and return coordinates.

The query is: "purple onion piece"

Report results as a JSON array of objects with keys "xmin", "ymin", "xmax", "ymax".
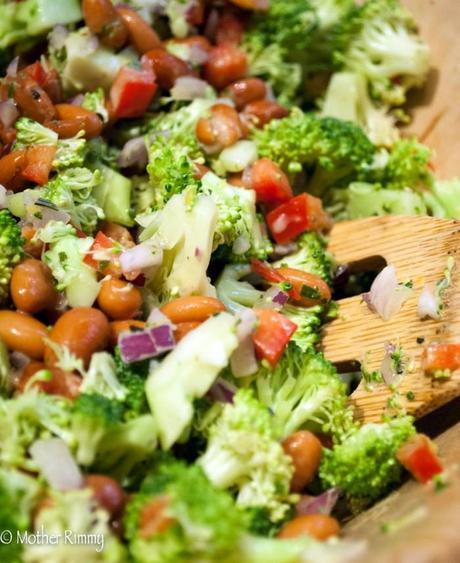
[
  {"xmin": 272, "ymin": 289, "xmax": 289, "ymax": 306},
  {"xmin": 150, "ymin": 325, "xmax": 175, "ymax": 349},
  {"xmin": 296, "ymin": 488, "xmax": 340, "ymax": 516},
  {"xmin": 119, "ymin": 331, "xmax": 157, "ymax": 363},
  {"xmin": 208, "ymin": 377, "xmax": 236, "ymax": 403}
]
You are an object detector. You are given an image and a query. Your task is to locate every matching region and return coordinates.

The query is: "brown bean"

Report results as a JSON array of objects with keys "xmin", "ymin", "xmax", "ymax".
[
  {"xmin": 215, "ymin": 11, "xmax": 245, "ymax": 46},
  {"xmin": 161, "ymin": 296, "xmax": 226, "ymax": 324},
  {"xmin": 278, "ymin": 514, "xmax": 340, "ymax": 541},
  {"xmin": 227, "ymin": 78, "xmax": 267, "ymax": 110},
  {"xmin": 282, "ymin": 431, "xmax": 322, "ymax": 492},
  {"xmin": 0, "ymin": 311, "xmax": 47, "ymax": 360},
  {"xmin": 14, "ymin": 78, "xmax": 56, "ymax": 123},
  {"xmin": 243, "ymin": 99, "xmax": 289, "ymax": 128},
  {"xmin": 97, "ymin": 279, "xmax": 143, "ymax": 321},
  {"xmin": 196, "ymin": 103, "xmax": 245, "ymax": 152},
  {"xmin": 100, "ymin": 222, "xmax": 134, "ymax": 247},
  {"xmin": 116, "ymin": 6, "xmax": 161, "ymax": 54},
  {"xmin": 21, "ymin": 225, "xmax": 43, "ymax": 259},
  {"xmin": 0, "ymin": 149, "xmax": 27, "ymax": 191},
  {"xmin": 45, "ymin": 307, "xmax": 110, "ymax": 368},
  {"xmin": 85, "ymin": 475, "xmax": 126, "ymax": 517},
  {"xmin": 54, "ymin": 104, "xmax": 103, "ymax": 139},
  {"xmin": 17, "ymin": 363, "xmax": 81, "ymax": 399},
  {"xmin": 82, "ymin": 0, "xmax": 128, "ymax": 49},
  {"xmin": 203, "ymin": 45, "xmax": 247, "ymax": 90},
  {"xmin": 11, "ymin": 259, "xmax": 58, "ymax": 314},
  {"xmin": 109, "ymin": 320, "xmax": 146, "ymax": 347},
  {"xmin": 143, "ymin": 48, "xmax": 192, "ymax": 90},
  {"xmin": 228, "ymin": 0, "xmax": 269, "ymax": 10},
  {"xmin": 174, "ymin": 321, "xmax": 201, "ymax": 342}
]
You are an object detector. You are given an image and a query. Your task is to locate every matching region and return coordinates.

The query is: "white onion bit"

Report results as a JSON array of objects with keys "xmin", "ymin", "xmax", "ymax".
[
  {"xmin": 0, "ymin": 185, "xmax": 7, "ymax": 209},
  {"xmin": 219, "ymin": 140, "xmax": 258, "ymax": 173},
  {"xmin": 171, "ymin": 76, "xmax": 210, "ymax": 100},
  {"xmin": 417, "ymin": 284, "xmax": 439, "ymax": 320},
  {"xmin": 30, "ymin": 438, "xmax": 84, "ymax": 491},
  {"xmin": 118, "ymin": 137, "xmax": 148, "ymax": 169},
  {"xmin": 119, "ymin": 244, "xmax": 163, "ymax": 274},
  {"xmin": 366, "ymin": 265, "xmax": 413, "ymax": 321}
]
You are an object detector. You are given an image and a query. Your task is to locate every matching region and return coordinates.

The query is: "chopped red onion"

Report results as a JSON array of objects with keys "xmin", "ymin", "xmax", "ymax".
[
  {"xmin": 147, "ymin": 308, "xmax": 174, "ymax": 328},
  {"xmin": 296, "ymin": 488, "xmax": 340, "ymax": 516},
  {"xmin": 30, "ymin": 439, "xmax": 83, "ymax": 491},
  {"xmin": 256, "ymin": 286, "xmax": 289, "ymax": 310},
  {"xmin": 118, "ymin": 136, "xmax": 148, "ymax": 169},
  {"xmin": 119, "ymin": 244, "xmax": 162, "ymax": 274},
  {"xmin": 119, "ymin": 324, "xmax": 176, "ymax": 363},
  {"xmin": 189, "ymin": 44, "xmax": 209, "ymax": 65},
  {"xmin": 231, "ymin": 337, "xmax": 258, "ymax": 377},
  {"xmin": 270, "ymin": 242, "xmax": 298, "ymax": 260},
  {"xmin": 208, "ymin": 377, "xmax": 236, "ymax": 403},
  {"xmin": 70, "ymin": 94, "xmax": 85, "ymax": 106},
  {"xmin": 417, "ymin": 284, "xmax": 439, "ymax": 320},
  {"xmin": 380, "ymin": 341, "xmax": 407, "ymax": 386},
  {"xmin": 171, "ymin": 76, "xmax": 209, "ymax": 100},
  {"xmin": 0, "ymin": 100, "xmax": 19, "ymax": 129},
  {"xmin": 0, "ymin": 185, "xmax": 7, "ymax": 209},
  {"xmin": 365, "ymin": 265, "xmax": 413, "ymax": 321},
  {"xmin": 6, "ymin": 57, "xmax": 19, "ymax": 78},
  {"xmin": 235, "ymin": 308, "xmax": 258, "ymax": 341}
]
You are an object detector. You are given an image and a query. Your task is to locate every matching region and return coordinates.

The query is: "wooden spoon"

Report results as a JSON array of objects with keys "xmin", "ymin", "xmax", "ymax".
[{"xmin": 321, "ymin": 215, "xmax": 460, "ymax": 423}]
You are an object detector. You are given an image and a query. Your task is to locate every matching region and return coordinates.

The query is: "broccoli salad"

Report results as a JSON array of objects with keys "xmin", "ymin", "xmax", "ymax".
[{"xmin": 0, "ymin": 0, "xmax": 453, "ymax": 561}]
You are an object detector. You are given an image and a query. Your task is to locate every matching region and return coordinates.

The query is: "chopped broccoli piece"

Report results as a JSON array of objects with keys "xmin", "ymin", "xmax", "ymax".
[
  {"xmin": 0, "ymin": 210, "xmax": 24, "ymax": 304},
  {"xmin": 0, "ymin": 337, "xmax": 12, "ymax": 397},
  {"xmin": 333, "ymin": 0, "xmax": 430, "ymax": 105},
  {"xmin": 125, "ymin": 458, "xmax": 246, "ymax": 563},
  {"xmin": 15, "ymin": 117, "xmax": 58, "ymax": 149},
  {"xmin": 248, "ymin": 346, "xmax": 354, "ymax": 440},
  {"xmin": 319, "ymin": 416, "xmax": 416, "ymax": 507},
  {"xmin": 273, "ymin": 232, "xmax": 334, "ymax": 284},
  {"xmin": 114, "ymin": 347, "xmax": 150, "ymax": 420},
  {"xmin": 198, "ymin": 389, "xmax": 294, "ymax": 523},
  {"xmin": 92, "ymin": 165, "xmax": 134, "ymax": 227},
  {"xmin": 281, "ymin": 304, "xmax": 324, "ymax": 353},
  {"xmin": 81, "ymin": 352, "xmax": 128, "ymax": 402},
  {"xmin": 71, "ymin": 393, "xmax": 123, "ymax": 466},
  {"xmin": 82, "ymin": 88, "xmax": 109, "ymax": 123},
  {"xmin": 53, "ymin": 132, "xmax": 87, "ymax": 170},
  {"xmin": 426, "ymin": 178, "xmax": 460, "ymax": 219},
  {"xmin": 24, "ymin": 488, "xmax": 126, "ymax": 562},
  {"xmin": 146, "ymin": 313, "xmax": 239, "ymax": 449},
  {"xmin": 216, "ymin": 264, "xmax": 263, "ymax": 314}
]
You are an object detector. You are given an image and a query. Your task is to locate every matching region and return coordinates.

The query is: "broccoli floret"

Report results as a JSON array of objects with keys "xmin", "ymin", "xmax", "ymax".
[
  {"xmin": 38, "ymin": 221, "xmax": 100, "ymax": 307},
  {"xmin": 71, "ymin": 393, "xmax": 123, "ymax": 466},
  {"xmin": 333, "ymin": 0, "xmax": 430, "ymax": 105},
  {"xmin": 15, "ymin": 117, "xmax": 58, "ymax": 148},
  {"xmin": 113, "ymin": 347, "xmax": 150, "ymax": 419},
  {"xmin": 216, "ymin": 264, "xmax": 263, "ymax": 314},
  {"xmin": 201, "ymin": 172, "xmax": 272, "ymax": 260},
  {"xmin": 198, "ymin": 389, "xmax": 295, "ymax": 523},
  {"xmin": 321, "ymin": 72, "xmax": 400, "ymax": 147},
  {"xmin": 82, "ymin": 88, "xmax": 109, "ymax": 123},
  {"xmin": 147, "ymin": 136, "xmax": 201, "ymax": 211},
  {"xmin": 0, "ymin": 210, "xmax": 24, "ymax": 303},
  {"xmin": 249, "ymin": 346, "xmax": 353, "ymax": 440},
  {"xmin": 146, "ymin": 313, "xmax": 239, "ymax": 449},
  {"xmin": 0, "ymin": 467, "xmax": 41, "ymax": 563},
  {"xmin": 281, "ymin": 304, "xmax": 324, "ymax": 353},
  {"xmin": 24, "ymin": 488, "xmax": 126, "ymax": 562},
  {"xmin": 319, "ymin": 416, "xmax": 416, "ymax": 508},
  {"xmin": 273, "ymin": 232, "xmax": 334, "ymax": 284},
  {"xmin": 0, "ymin": 391, "xmax": 73, "ymax": 470},
  {"xmin": 94, "ymin": 415, "xmax": 158, "ymax": 482},
  {"xmin": 125, "ymin": 458, "xmax": 246, "ymax": 563},
  {"xmin": 81, "ymin": 352, "xmax": 128, "ymax": 402},
  {"xmin": 252, "ymin": 110, "xmax": 375, "ymax": 191},
  {"xmin": 53, "ymin": 132, "xmax": 87, "ymax": 170}
]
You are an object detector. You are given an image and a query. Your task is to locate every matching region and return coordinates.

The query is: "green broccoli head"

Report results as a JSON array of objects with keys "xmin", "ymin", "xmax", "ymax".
[
  {"xmin": 124, "ymin": 457, "xmax": 245, "ymax": 563},
  {"xmin": 71, "ymin": 393, "xmax": 123, "ymax": 466},
  {"xmin": 333, "ymin": 0, "xmax": 430, "ymax": 105},
  {"xmin": 273, "ymin": 232, "xmax": 335, "ymax": 284},
  {"xmin": 81, "ymin": 351, "xmax": 128, "ymax": 403},
  {"xmin": 281, "ymin": 304, "xmax": 324, "ymax": 353},
  {"xmin": 319, "ymin": 415, "xmax": 416, "ymax": 508},
  {"xmin": 15, "ymin": 117, "xmax": 58, "ymax": 148},
  {"xmin": 82, "ymin": 88, "xmax": 109, "ymax": 123},
  {"xmin": 216, "ymin": 264, "xmax": 263, "ymax": 314},
  {"xmin": 0, "ymin": 210, "xmax": 24, "ymax": 303},
  {"xmin": 113, "ymin": 347, "xmax": 150, "ymax": 420},
  {"xmin": 198, "ymin": 389, "xmax": 295, "ymax": 523},
  {"xmin": 53, "ymin": 132, "xmax": 87, "ymax": 170},
  {"xmin": 250, "ymin": 346, "xmax": 354, "ymax": 441}
]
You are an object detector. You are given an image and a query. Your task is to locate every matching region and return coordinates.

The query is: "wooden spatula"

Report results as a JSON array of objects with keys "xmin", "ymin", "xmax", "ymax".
[{"xmin": 321, "ymin": 215, "xmax": 460, "ymax": 423}]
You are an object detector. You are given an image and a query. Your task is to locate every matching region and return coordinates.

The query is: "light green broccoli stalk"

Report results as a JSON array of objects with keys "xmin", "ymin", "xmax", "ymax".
[
  {"xmin": 425, "ymin": 178, "xmax": 460, "ymax": 219},
  {"xmin": 24, "ymin": 488, "xmax": 127, "ymax": 562},
  {"xmin": 0, "ymin": 390, "xmax": 73, "ymax": 471},
  {"xmin": 94, "ymin": 415, "xmax": 158, "ymax": 483},
  {"xmin": 273, "ymin": 232, "xmax": 334, "ymax": 284},
  {"xmin": 333, "ymin": 0, "xmax": 430, "ymax": 105},
  {"xmin": 320, "ymin": 416, "xmax": 416, "ymax": 510},
  {"xmin": 124, "ymin": 458, "xmax": 246, "ymax": 563},
  {"xmin": 198, "ymin": 389, "xmax": 295, "ymax": 523},
  {"xmin": 321, "ymin": 71, "xmax": 400, "ymax": 147},
  {"xmin": 249, "ymin": 346, "xmax": 354, "ymax": 440},
  {"xmin": 37, "ymin": 221, "xmax": 100, "ymax": 307},
  {"xmin": 82, "ymin": 88, "xmax": 109, "ymax": 123},
  {"xmin": 15, "ymin": 117, "xmax": 58, "ymax": 148},
  {"xmin": 0, "ymin": 210, "xmax": 24, "ymax": 304},
  {"xmin": 216, "ymin": 264, "xmax": 263, "ymax": 314},
  {"xmin": 80, "ymin": 352, "xmax": 128, "ymax": 402},
  {"xmin": 146, "ymin": 312, "xmax": 239, "ymax": 449},
  {"xmin": 0, "ymin": 467, "xmax": 41, "ymax": 563},
  {"xmin": 71, "ymin": 393, "xmax": 124, "ymax": 466}
]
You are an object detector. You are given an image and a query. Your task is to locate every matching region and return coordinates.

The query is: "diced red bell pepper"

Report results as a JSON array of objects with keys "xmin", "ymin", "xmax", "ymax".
[
  {"xmin": 110, "ymin": 66, "xmax": 157, "ymax": 119},
  {"xmin": 266, "ymin": 193, "xmax": 331, "ymax": 244},
  {"xmin": 245, "ymin": 158, "xmax": 293, "ymax": 206},
  {"xmin": 423, "ymin": 343, "xmax": 460, "ymax": 374},
  {"xmin": 252, "ymin": 309, "xmax": 297, "ymax": 366},
  {"xmin": 250, "ymin": 259, "xmax": 302, "ymax": 302},
  {"xmin": 396, "ymin": 433, "xmax": 443, "ymax": 483},
  {"xmin": 21, "ymin": 145, "xmax": 56, "ymax": 185},
  {"xmin": 22, "ymin": 61, "xmax": 47, "ymax": 86},
  {"xmin": 84, "ymin": 231, "xmax": 121, "ymax": 277}
]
